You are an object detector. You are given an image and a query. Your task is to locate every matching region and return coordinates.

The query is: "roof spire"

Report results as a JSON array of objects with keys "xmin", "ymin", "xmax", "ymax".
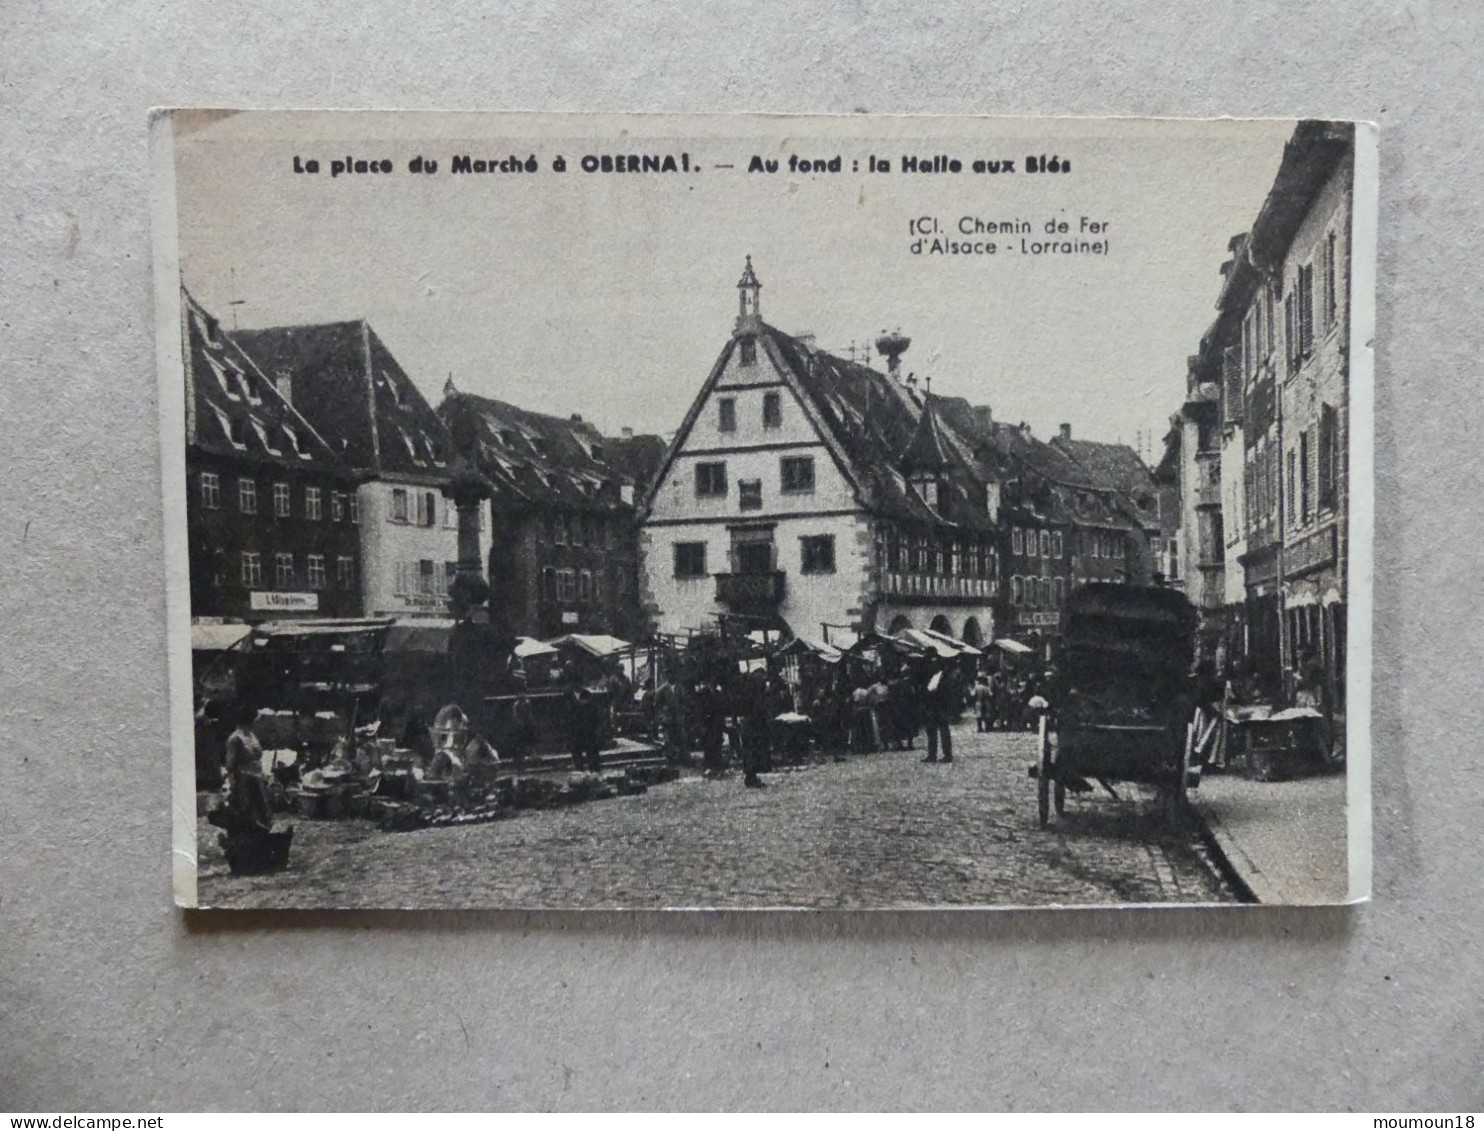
[
  {"xmin": 899, "ymin": 392, "xmax": 954, "ymax": 474},
  {"xmin": 736, "ymin": 255, "xmax": 762, "ymax": 331}
]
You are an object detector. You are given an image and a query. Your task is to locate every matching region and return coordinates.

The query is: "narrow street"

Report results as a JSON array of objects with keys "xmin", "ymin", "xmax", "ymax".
[{"xmin": 198, "ymin": 722, "xmax": 1234, "ymax": 909}]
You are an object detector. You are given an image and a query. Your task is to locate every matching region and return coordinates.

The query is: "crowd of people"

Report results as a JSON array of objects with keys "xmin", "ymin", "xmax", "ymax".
[{"xmin": 645, "ymin": 650, "xmax": 1055, "ymax": 786}]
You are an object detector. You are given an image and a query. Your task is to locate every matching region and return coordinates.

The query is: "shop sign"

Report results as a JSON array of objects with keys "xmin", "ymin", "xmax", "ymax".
[
  {"xmin": 249, "ymin": 591, "xmax": 319, "ymax": 612},
  {"xmin": 1017, "ymin": 611, "xmax": 1058, "ymax": 628}
]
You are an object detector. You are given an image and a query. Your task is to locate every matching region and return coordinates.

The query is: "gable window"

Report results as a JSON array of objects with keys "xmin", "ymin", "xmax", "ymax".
[
  {"xmin": 336, "ymin": 556, "xmax": 355, "ymax": 590},
  {"xmin": 331, "ymin": 492, "xmax": 344, "ymax": 522},
  {"xmin": 1027, "ymin": 529, "xmax": 1038, "ymax": 558},
  {"xmin": 274, "ymin": 552, "xmax": 294, "ymax": 587},
  {"xmin": 718, "ymin": 397, "xmax": 737, "ymax": 433},
  {"xmin": 673, "ymin": 542, "xmax": 707, "ymax": 578},
  {"xmin": 739, "ymin": 336, "xmax": 757, "ymax": 367},
  {"xmin": 391, "ymin": 487, "xmax": 409, "ymax": 523},
  {"xmin": 1052, "ymin": 531, "xmax": 1063, "ymax": 559},
  {"xmin": 273, "ymin": 482, "xmax": 291, "ymax": 518},
  {"xmin": 1039, "ymin": 530, "xmax": 1051, "ymax": 558},
  {"xmin": 238, "ymin": 478, "xmax": 257, "ymax": 515},
  {"xmin": 305, "ymin": 486, "xmax": 323, "ymax": 521},
  {"xmin": 800, "ymin": 534, "xmax": 836, "ymax": 575},
  {"xmin": 240, "ymin": 551, "xmax": 262, "ymax": 587},
  {"xmin": 695, "ymin": 461, "xmax": 728, "ymax": 498},
  {"xmin": 780, "ymin": 456, "xmax": 816, "ymax": 494},
  {"xmin": 739, "ymin": 478, "xmax": 763, "ymax": 511},
  {"xmin": 307, "ymin": 555, "xmax": 327, "ymax": 590},
  {"xmin": 762, "ymin": 392, "xmax": 782, "ymax": 429},
  {"xmin": 200, "ymin": 472, "xmax": 220, "ymax": 510},
  {"xmin": 1012, "ymin": 527, "xmax": 1024, "ymax": 556}
]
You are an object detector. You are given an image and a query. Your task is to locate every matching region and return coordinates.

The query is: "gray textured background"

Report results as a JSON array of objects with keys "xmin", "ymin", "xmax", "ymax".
[{"xmin": 2, "ymin": 0, "xmax": 1479, "ymax": 1112}]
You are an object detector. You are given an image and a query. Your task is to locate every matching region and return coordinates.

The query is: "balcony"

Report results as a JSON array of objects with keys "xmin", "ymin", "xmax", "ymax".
[
  {"xmin": 715, "ymin": 570, "xmax": 786, "ymax": 612},
  {"xmin": 879, "ymin": 571, "xmax": 996, "ymax": 606}
]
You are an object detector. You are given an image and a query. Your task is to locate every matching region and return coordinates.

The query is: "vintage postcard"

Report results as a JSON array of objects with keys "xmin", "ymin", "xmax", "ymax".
[{"xmin": 151, "ymin": 111, "xmax": 1375, "ymax": 910}]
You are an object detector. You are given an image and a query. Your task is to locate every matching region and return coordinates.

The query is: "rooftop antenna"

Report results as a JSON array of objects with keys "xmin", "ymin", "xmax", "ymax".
[{"xmin": 227, "ymin": 267, "xmax": 247, "ymax": 330}]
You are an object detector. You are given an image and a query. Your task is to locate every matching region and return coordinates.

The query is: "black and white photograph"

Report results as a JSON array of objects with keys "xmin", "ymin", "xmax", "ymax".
[{"xmin": 152, "ymin": 111, "xmax": 1375, "ymax": 910}]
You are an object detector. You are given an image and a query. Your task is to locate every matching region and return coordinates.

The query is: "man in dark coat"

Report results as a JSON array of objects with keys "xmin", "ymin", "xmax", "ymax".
[{"xmin": 921, "ymin": 662, "xmax": 957, "ymax": 764}]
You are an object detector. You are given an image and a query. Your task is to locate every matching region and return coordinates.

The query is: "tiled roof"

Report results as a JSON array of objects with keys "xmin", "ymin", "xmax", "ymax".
[
  {"xmin": 231, "ymin": 321, "xmax": 453, "ymax": 484},
  {"xmin": 439, "ymin": 392, "xmax": 661, "ymax": 515},
  {"xmin": 759, "ymin": 326, "xmax": 995, "ymax": 530},
  {"xmin": 1052, "ymin": 437, "xmax": 1156, "ymax": 499},
  {"xmin": 181, "ymin": 290, "xmax": 353, "ymax": 477}
]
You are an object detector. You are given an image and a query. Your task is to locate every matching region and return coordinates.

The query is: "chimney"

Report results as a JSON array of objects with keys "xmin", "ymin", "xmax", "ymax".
[
  {"xmin": 570, "ymin": 413, "xmax": 583, "ymax": 424},
  {"xmin": 1059, "ymin": 423, "xmax": 1072, "ymax": 441},
  {"xmin": 1019, "ymin": 421, "xmax": 1033, "ymax": 441},
  {"xmin": 621, "ymin": 426, "xmax": 634, "ymax": 439},
  {"xmin": 973, "ymin": 405, "xmax": 994, "ymax": 432}
]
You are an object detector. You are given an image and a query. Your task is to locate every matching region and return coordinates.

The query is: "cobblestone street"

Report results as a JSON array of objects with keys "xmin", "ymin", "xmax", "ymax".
[{"xmin": 197, "ymin": 723, "xmax": 1233, "ymax": 909}]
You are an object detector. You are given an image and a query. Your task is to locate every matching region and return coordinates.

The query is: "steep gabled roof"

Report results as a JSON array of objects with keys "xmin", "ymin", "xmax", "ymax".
[
  {"xmin": 604, "ymin": 432, "xmax": 667, "ymax": 497},
  {"xmin": 231, "ymin": 321, "xmax": 452, "ymax": 483},
  {"xmin": 439, "ymin": 392, "xmax": 658, "ymax": 515},
  {"xmin": 181, "ymin": 289, "xmax": 354, "ymax": 478},
  {"xmin": 764, "ymin": 325, "xmax": 998, "ymax": 529},
  {"xmin": 1052, "ymin": 437, "xmax": 1155, "ymax": 499}
]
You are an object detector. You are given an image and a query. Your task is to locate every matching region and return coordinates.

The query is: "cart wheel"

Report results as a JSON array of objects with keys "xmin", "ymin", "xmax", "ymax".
[
  {"xmin": 1037, "ymin": 714, "xmax": 1053, "ymax": 829},
  {"xmin": 1171, "ymin": 717, "xmax": 1195, "ymax": 810}
]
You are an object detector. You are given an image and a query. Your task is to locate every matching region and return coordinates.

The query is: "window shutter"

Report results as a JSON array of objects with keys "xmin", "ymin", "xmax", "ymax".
[{"xmin": 1222, "ymin": 345, "xmax": 1242, "ymax": 427}]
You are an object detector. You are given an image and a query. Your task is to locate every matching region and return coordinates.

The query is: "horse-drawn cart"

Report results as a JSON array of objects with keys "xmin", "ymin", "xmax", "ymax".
[{"xmin": 1034, "ymin": 584, "xmax": 1201, "ymax": 828}]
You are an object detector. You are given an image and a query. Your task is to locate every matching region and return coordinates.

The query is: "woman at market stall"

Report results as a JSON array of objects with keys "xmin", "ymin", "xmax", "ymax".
[{"xmin": 222, "ymin": 702, "xmax": 274, "ymax": 833}]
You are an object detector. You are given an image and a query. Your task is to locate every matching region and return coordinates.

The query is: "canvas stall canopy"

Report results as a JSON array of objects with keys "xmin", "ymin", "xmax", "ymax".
[
  {"xmin": 895, "ymin": 628, "xmax": 963, "ymax": 659},
  {"xmin": 918, "ymin": 626, "xmax": 983, "ymax": 656},
  {"xmin": 547, "ymin": 633, "xmax": 632, "ymax": 659},
  {"xmin": 191, "ymin": 622, "xmax": 253, "ymax": 652}
]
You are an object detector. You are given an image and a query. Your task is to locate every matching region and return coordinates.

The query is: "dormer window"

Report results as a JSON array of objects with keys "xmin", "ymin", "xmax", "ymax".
[
  {"xmin": 399, "ymin": 427, "xmax": 425, "ymax": 465},
  {"xmin": 422, "ymin": 434, "xmax": 444, "ymax": 465},
  {"xmin": 227, "ymin": 358, "xmax": 261, "ymax": 404},
  {"xmin": 590, "ymin": 444, "xmax": 604, "ymax": 463},
  {"xmin": 206, "ymin": 356, "xmax": 238, "ymax": 400},
  {"xmin": 499, "ymin": 429, "xmax": 516, "ymax": 446},
  {"xmin": 247, "ymin": 418, "xmax": 280, "ymax": 456},
  {"xmin": 282, "ymin": 423, "xmax": 311, "ymax": 459},
  {"xmin": 274, "ymin": 370, "xmax": 293, "ymax": 404},
  {"xmin": 739, "ymin": 336, "xmax": 757, "ymax": 367},
  {"xmin": 382, "ymin": 371, "xmax": 403, "ymax": 407}
]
